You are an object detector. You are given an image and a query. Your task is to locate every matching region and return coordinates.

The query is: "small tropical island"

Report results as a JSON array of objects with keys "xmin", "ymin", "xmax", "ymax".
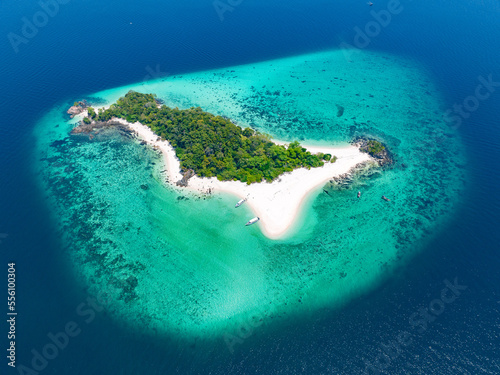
[
  {"xmin": 79, "ymin": 91, "xmax": 335, "ymax": 184},
  {"xmin": 71, "ymin": 91, "xmax": 378, "ymax": 238}
]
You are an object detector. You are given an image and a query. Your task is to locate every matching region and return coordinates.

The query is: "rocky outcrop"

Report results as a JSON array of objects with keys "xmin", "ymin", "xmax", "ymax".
[
  {"xmin": 326, "ymin": 137, "xmax": 395, "ymax": 191},
  {"xmin": 176, "ymin": 169, "xmax": 195, "ymax": 187},
  {"xmin": 70, "ymin": 120, "xmax": 129, "ymax": 135},
  {"xmin": 325, "ymin": 160, "xmax": 380, "ymax": 193},
  {"xmin": 354, "ymin": 137, "xmax": 393, "ymax": 167},
  {"xmin": 328, "ymin": 161, "xmax": 372, "ymax": 186},
  {"xmin": 67, "ymin": 100, "xmax": 88, "ymax": 118}
]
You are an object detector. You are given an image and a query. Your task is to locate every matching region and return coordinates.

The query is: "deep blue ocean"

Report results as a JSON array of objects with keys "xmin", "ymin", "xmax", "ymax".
[{"xmin": 1, "ymin": 0, "xmax": 499, "ymax": 374}]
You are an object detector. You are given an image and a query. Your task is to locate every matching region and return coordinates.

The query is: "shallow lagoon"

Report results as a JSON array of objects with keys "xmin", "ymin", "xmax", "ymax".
[{"xmin": 33, "ymin": 49, "xmax": 466, "ymax": 339}]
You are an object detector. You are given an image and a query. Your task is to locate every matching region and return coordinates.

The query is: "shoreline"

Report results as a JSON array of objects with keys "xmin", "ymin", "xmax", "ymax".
[{"xmin": 76, "ymin": 114, "xmax": 373, "ymax": 239}]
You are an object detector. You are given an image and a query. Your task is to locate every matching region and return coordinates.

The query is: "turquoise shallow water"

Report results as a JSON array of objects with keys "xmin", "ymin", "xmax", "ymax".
[{"xmin": 33, "ymin": 50, "xmax": 466, "ymax": 340}]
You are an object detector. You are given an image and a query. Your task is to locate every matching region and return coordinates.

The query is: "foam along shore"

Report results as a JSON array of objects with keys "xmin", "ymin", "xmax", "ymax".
[{"xmin": 108, "ymin": 118, "xmax": 372, "ymax": 239}]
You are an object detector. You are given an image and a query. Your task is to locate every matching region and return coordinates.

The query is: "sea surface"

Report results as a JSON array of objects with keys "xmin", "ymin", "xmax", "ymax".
[{"xmin": 1, "ymin": 0, "xmax": 499, "ymax": 374}]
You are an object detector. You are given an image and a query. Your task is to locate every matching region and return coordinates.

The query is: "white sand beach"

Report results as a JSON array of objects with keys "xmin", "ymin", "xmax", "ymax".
[{"xmin": 113, "ymin": 119, "xmax": 372, "ymax": 239}]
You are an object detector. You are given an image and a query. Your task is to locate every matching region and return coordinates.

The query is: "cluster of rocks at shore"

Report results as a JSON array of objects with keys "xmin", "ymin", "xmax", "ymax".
[
  {"xmin": 70, "ymin": 119, "xmax": 125, "ymax": 134},
  {"xmin": 328, "ymin": 161, "xmax": 374, "ymax": 188},
  {"xmin": 176, "ymin": 169, "xmax": 195, "ymax": 187},
  {"xmin": 70, "ymin": 119, "xmax": 133, "ymax": 140},
  {"xmin": 353, "ymin": 137, "xmax": 394, "ymax": 167},
  {"xmin": 327, "ymin": 138, "xmax": 394, "ymax": 190},
  {"xmin": 67, "ymin": 100, "xmax": 88, "ymax": 118}
]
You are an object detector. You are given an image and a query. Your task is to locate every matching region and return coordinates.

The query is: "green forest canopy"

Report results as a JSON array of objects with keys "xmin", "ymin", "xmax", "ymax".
[{"xmin": 85, "ymin": 91, "xmax": 334, "ymax": 184}]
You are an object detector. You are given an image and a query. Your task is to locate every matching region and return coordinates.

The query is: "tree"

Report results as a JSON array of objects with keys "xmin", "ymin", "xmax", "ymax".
[
  {"xmin": 87, "ymin": 107, "xmax": 96, "ymax": 119},
  {"xmin": 243, "ymin": 128, "xmax": 254, "ymax": 137}
]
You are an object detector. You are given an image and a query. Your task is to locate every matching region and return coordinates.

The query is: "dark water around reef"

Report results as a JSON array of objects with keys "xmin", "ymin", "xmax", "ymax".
[{"xmin": 1, "ymin": 0, "xmax": 499, "ymax": 374}]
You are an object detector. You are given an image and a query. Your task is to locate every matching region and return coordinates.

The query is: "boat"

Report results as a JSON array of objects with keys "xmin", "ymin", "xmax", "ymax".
[
  {"xmin": 382, "ymin": 195, "xmax": 391, "ymax": 202},
  {"xmin": 245, "ymin": 217, "xmax": 260, "ymax": 226},
  {"xmin": 235, "ymin": 198, "xmax": 247, "ymax": 208}
]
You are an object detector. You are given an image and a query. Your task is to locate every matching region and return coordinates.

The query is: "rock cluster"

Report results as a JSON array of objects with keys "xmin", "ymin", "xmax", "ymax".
[
  {"xmin": 70, "ymin": 120, "xmax": 129, "ymax": 135},
  {"xmin": 354, "ymin": 137, "xmax": 393, "ymax": 167},
  {"xmin": 67, "ymin": 100, "xmax": 88, "ymax": 118},
  {"xmin": 176, "ymin": 169, "xmax": 195, "ymax": 187},
  {"xmin": 328, "ymin": 161, "xmax": 372, "ymax": 187}
]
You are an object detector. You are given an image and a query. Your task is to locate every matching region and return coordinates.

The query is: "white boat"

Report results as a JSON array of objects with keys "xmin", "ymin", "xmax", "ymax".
[
  {"xmin": 235, "ymin": 198, "xmax": 247, "ymax": 208},
  {"xmin": 245, "ymin": 217, "xmax": 260, "ymax": 226}
]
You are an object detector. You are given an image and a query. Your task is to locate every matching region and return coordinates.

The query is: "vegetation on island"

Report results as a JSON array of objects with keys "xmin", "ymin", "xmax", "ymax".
[
  {"xmin": 356, "ymin": 138, "xmax": 393, "ymax": 166},
  {"xmin": 365, "ymin": 140, "xmax": 385, "ymax": 156},
  {"xmin": 83, "ymin": 91, "xmax": 334, "ymax": 184}
]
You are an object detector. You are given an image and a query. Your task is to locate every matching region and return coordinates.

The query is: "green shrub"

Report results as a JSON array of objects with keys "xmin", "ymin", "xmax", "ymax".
[{"xmin": 367, "ymin": 140, "xmax": 385, "ymax": 155}]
